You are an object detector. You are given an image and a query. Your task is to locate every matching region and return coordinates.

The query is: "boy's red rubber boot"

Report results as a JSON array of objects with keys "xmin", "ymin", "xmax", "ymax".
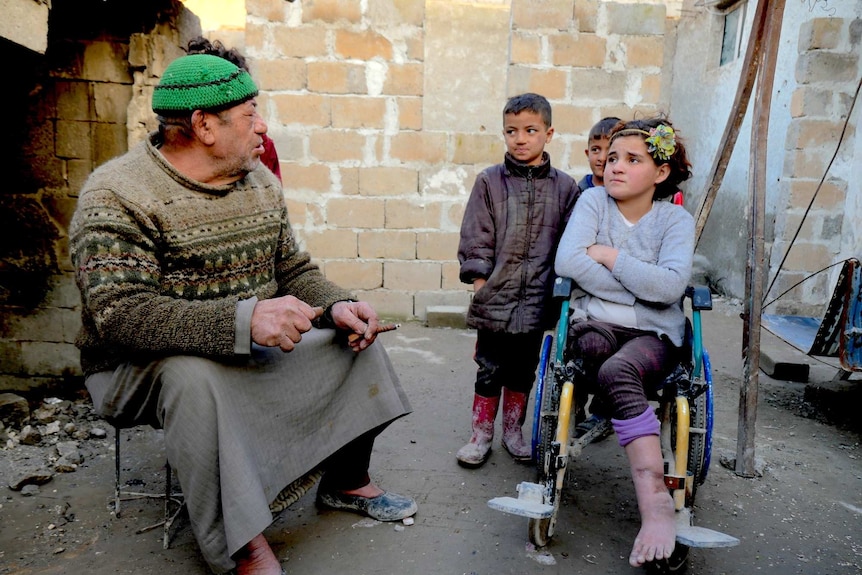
[
  {"xmin": 501, "ymin": 388, "xmax": 532, "ymax": 462},
  {"xmin": 456, "ymin": 394, "xmax": 499, "ymax": 468}
]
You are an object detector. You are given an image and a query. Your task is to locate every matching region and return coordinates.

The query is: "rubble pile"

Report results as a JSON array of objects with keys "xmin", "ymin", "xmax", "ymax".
[{"xmin": 0, "ymin": 392, "xmax": 107, "ymax": 494}]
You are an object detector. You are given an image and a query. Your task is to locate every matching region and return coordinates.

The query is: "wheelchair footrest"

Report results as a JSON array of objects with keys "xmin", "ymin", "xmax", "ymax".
[
  {"xmin": 487, "ymin": 482, "xmax": 554, "ymax": 519},
  {"xmin": 675, "ymin": 508, "xmax": 739, "ymax": 548},
  {"xmin": 676, "ymin": 524, "xmax": 740, "ymax": 548}
]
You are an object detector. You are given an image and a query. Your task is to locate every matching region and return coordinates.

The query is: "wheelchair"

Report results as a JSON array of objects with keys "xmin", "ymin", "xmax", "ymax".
[{"xmin": 489, "ymin": 277, "xmax": 738, "ymax": 573}]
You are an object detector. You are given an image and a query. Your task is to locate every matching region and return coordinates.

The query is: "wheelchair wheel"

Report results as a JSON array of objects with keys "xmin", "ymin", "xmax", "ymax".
[
  {"xmin": 528, "ymin": 515, "xmax": 553, "ymax": 548},
  {"xmin": 686, "ymin": 381, "xmax": 708, "ymax": 501},
  {"xmin": 534, "ymin": 335, "xmax": 559, "ymax": 482},
  {"xmin": 531, "ymin": 334, "xmax": 553, "ymax": 463},
  {"xmin": 528, "ymin": 334, "xmax": 562, "ymax": 548}
]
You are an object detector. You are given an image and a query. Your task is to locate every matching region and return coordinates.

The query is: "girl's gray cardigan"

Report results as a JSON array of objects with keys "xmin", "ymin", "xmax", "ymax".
[{"xmin": 554, "ymin": 186, "xmax": 694, "ymax": 347}]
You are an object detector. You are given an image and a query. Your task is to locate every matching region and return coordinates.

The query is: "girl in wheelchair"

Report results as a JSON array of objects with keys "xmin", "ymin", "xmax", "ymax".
[{"xmin": 554, "ymin": 116, "xmax": 694, "ymax": 568}]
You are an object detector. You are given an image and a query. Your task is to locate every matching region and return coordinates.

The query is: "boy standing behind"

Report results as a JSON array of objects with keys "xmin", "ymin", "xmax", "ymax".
[
  {"xmin": 456, "ymin": 93, "xmax": 581, "ymax": 468},
  {"xmin": 579, "ymin": 116, "xmax": 621, "ymax": 190}
]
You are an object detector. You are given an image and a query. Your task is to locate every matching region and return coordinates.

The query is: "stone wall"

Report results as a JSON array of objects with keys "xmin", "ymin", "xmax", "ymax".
[
  {"xmin": 0, "ymin": 0, "xmax": 200, "ymax": 395},
  {"xmin": 767, "ymin": 16, "xmax": 862, "ymax": 315},
  {"xmin": 671, "ymin": 0, "xmax": 861, "ymax": 315},
  {"xmin": 237, "ymin": 0, "xmax": 674, "ymax": 320},
  {"xmin": 1, "ymin": 0, "xmax": 677, "ymax": 394}
]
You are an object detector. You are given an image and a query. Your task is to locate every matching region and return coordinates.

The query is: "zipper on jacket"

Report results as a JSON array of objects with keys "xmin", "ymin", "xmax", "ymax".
[{"xmin": 516, "ymin": 168, "xmax": 536, "ymax": 332}]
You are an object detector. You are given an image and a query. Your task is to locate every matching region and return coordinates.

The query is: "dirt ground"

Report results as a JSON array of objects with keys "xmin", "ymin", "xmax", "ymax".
[{"xmin": 1, "ymin": 298, "xmax": 860, "ymax": 575}]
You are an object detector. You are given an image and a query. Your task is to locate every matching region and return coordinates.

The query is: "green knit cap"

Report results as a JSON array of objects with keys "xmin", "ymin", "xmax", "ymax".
[{"xmin": 152, "ymin": 54, "xmax": 259, "ymax": 114}]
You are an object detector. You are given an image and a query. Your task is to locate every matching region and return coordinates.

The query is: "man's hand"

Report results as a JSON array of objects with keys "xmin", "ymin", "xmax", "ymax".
[
  {"xmin": 330, "ymin": 300, "xmax": 380, "ymax": 352},
  {"xmin": 251, "ymin": 295, "xmax": 323, "ymax": 352}
]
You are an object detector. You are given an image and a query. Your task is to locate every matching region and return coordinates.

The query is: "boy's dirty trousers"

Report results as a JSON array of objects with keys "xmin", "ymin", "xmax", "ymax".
[{"xmin": 473, "ymin": 329, "xmax": 544, "ymax": 397}]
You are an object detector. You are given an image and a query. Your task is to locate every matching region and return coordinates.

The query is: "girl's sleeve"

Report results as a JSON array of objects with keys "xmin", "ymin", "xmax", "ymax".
[
  {"xmin": 554, "ymin": 189, "xmax": 634, "ymax": 304},
  {"xmin": 613, "ymin": 208, "xmax": 695, "ymax": 305}
]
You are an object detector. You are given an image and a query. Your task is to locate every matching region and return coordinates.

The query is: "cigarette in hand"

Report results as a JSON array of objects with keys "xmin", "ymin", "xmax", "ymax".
[{"xmin": 347, "ymin": 323, "xmax": 400, "ymax": 343}]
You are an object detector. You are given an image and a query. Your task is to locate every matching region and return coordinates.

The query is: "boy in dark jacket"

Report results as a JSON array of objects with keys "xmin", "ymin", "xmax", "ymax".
[{"xmin": 456, "ymin": 93, "xmax": 581, "ymax": 467}]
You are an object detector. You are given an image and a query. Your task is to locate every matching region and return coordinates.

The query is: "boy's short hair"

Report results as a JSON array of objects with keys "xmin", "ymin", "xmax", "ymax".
[
  {"xmin": 503, "ymin": 93, "xmax": 552, "ymax": 128},
  {"xmin": 589, "ymin": 116, "xmax": 621, "ymax": 141}
]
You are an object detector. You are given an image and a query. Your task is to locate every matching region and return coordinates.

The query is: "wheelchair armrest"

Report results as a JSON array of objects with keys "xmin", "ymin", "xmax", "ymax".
[
  {"xmin": 552, "ymin": 276, "xmax": 574, "ymax": 299},
  {"xmin": 685, "ymin": 285, "xmax": 713, "ymax": 311}
]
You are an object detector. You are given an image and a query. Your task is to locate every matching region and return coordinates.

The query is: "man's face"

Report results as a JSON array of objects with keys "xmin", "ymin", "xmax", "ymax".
[
  {"xmin": 503, "ymin": 110, "xmax": 553, "ymax": 166},
  {"xmin": 585, "ymin": 135, "xmax": 611, "ymax": 185},
  {"xmin": 209, "ymin": 99, "xmax": 268, "ymax": 179}
]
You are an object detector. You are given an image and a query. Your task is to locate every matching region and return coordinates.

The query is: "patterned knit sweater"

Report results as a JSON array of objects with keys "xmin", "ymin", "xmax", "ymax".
[{"xmin": 70, "ymin": 133, "xmax": 352, "ymax": 375}]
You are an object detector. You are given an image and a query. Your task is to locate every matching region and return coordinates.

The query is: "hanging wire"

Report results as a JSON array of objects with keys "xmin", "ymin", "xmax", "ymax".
[
  {"xmin": 762, "ymin": 72, "xmax": 862, "ymax": 307},
  {"xmin": 761, "ymin": 260, "xmax": 844, "ymax": 310}
]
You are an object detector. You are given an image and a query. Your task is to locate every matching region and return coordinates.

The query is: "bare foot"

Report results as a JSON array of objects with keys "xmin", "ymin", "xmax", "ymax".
[
  {"xmin": 623, "ymin": 434, "xmax": 676, "ymax": 567},
  {"xmin": 629, "ymin": 486, "xmax": 676, "ymax": 567},
  {"xmin": 235, "ymin": 533, "xmax": 283, "ymax": 575}
]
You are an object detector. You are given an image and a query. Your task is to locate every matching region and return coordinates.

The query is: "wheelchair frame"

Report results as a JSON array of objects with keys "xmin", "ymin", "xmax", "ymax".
[{"xmin": 489, "ymin": 277, "xmax": 738, "ymax": 572}]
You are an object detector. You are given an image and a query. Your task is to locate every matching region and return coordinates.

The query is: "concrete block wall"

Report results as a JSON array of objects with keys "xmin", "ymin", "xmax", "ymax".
[
  {"xmin": 0, "ymin": 1, "xmax": 197, "ymax": 394},
  {"xmin": 768, "ymin": 16, "xmax": 861, "ymax": 316},
  {"xmin": 239, "ymin": 0, "xmax": 674, "ymax": 320}
]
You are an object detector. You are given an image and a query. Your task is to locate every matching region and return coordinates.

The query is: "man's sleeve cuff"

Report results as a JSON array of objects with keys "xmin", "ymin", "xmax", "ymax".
[{"xmin": 235, "ymin": 296, "xmax": 258, "ymax": 355}]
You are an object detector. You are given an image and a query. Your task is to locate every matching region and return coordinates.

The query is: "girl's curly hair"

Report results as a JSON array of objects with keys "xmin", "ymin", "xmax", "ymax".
[{"xmin": 608, "ymin": 116, "xmax": 692, "ymax": 200}]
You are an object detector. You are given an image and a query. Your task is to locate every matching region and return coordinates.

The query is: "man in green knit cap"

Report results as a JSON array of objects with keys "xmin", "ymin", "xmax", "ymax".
[{"xmin": 70, "ymin": 53, "xmax": 416, "ymax": 575}]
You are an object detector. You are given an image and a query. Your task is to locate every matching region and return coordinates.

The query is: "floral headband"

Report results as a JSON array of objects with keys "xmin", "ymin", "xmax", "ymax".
[{"xmin": 611, "ymin": 124, "xmax": 677, "ymax": 161}]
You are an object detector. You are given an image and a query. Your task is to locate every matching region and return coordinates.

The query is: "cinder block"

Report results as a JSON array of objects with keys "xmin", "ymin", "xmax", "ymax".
[
  {"xmin": 797, "ymin": 51, "xmax": 858, "ymax": 84},
  {"xmin": 358, "ymin": 230, "xmax": 416, "ymax": 259},
  {"xmin": 323, "ymin": 260, "xmax": 382, "ymax": 289},
  {"xmin": 304, "ymin": 0, "xmax": 361, "ymax": 24},
  {"xmin": 507, "ymin": 66, "xmax": 568, "ymax": 100},
  {"xmin": 425, "ymin": 305, "xmax": 468, "ymax": 328},
  {"xmin": 93, "ymin": 83, "xmax": 132, "ymax": 124},
  {"xmin": 759, "ymin": 350, "xmax": 810, "ymax": 383},
  {"xmin": 512, "ymin": 33, "xmax": 541, "ymax": 65},
  {"xmin": 282, "ymin": 163, "xmax": 332, "ymax": 193},
  {"xmin": 271, "ymin": 25, "xmax": 329, "ymax": 58},
  {"xmin": 331, "ymin": 96, "xmax": 387, "ymax": 129},
  {"xmin": 354, "ymin": 289, "xmax": 415, "ymax": 319},
  {"xmin": 335, "ymin": 29, "xmax": 393, "ymax": 61},
  {"xmin": 309, "ymin": 130, "xmax": 367, "ymax": 163},
  {"xmin": 368, "ymin": 0, "xmax": 425, "ymax": 27},
  {"xmin": 622, "ymin": 36, "xmax": 664, "ymax": 68},
  {"xmin": 604, "ymin": 3, "xmax": 666, "ymax": 36},
  {"xmin": 56, "ymin": 120, "xmax": 92, "ymax": 160},
  {"xmin": 397, "ymin": 97, "xmax": 423, "ymax": 130},
  {"xmin": 451, "ymin": 133, "xmax": 505, "ymax": 165},
  {"xmin": 274, "ymin": 93, "xmax": 330, "ymax": 127},
  {"xmin": 390, "ymin": 131, "xmax": 447, "ymax": 164},
  {"xmin": 386, "ymin": 199, "xmax": 448, "ymax": 230},
  {"xmin": 359, "ymin": 166, "xmax": 419, "ymax": 196},
  {"xmin": 798, "ymin": 18, "xmax": 843, "ymax": 51},
  {"xmin": 512, "ymin": 0, "xmax": 573, "ymax": 30},
  {"xmin": 308, "ymin": 61, "xmax": 367, "ymax": 95},
  {"xmin": 551, "ymin": 33, "xmax": 606, "ymax": 68},
  {"xmin": 575, "ymin": 0, "xmax": 598, "ymax": 33},
  {"xmin": 327, "ymin": 197, "xmax": 385, "ymax": 229},
  {"xmin": 254, "ymin": 58, "xmax": 306, "ymax": 91},
  {"xmin": 383, "ymin": 63, "xmax": 424, "ymax": 96}
]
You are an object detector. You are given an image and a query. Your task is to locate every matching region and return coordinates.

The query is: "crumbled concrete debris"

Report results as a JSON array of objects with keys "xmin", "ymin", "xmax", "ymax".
[
  {"xmin": 20, "ymin": 484, "xmax": 41, "ymax": 496},
  {"xmin": 19, "ymin": 425, "xmax": 43, "ymax": 445},
  {"xmin": 0, "ymin": 393, "xmax": 30, "ymax": 429},
  {"xmin": 2, "ymin": 396, "xmax": 103, "ymax": 484}
]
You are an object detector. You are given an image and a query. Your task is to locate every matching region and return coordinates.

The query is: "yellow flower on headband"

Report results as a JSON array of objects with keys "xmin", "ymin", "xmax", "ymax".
[{"xmin": 645, "ymin": 124, "xmax": 676, "ymax": 161}]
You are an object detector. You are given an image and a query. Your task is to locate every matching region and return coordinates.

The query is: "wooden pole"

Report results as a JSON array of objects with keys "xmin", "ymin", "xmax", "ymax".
[
  {"xmin": 736, "ymin": 0, "xmax": 786, "ymax": 478},
  {"xmin": 693, "ymin": 0, "xmax": 772, "ymax": 248}
]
